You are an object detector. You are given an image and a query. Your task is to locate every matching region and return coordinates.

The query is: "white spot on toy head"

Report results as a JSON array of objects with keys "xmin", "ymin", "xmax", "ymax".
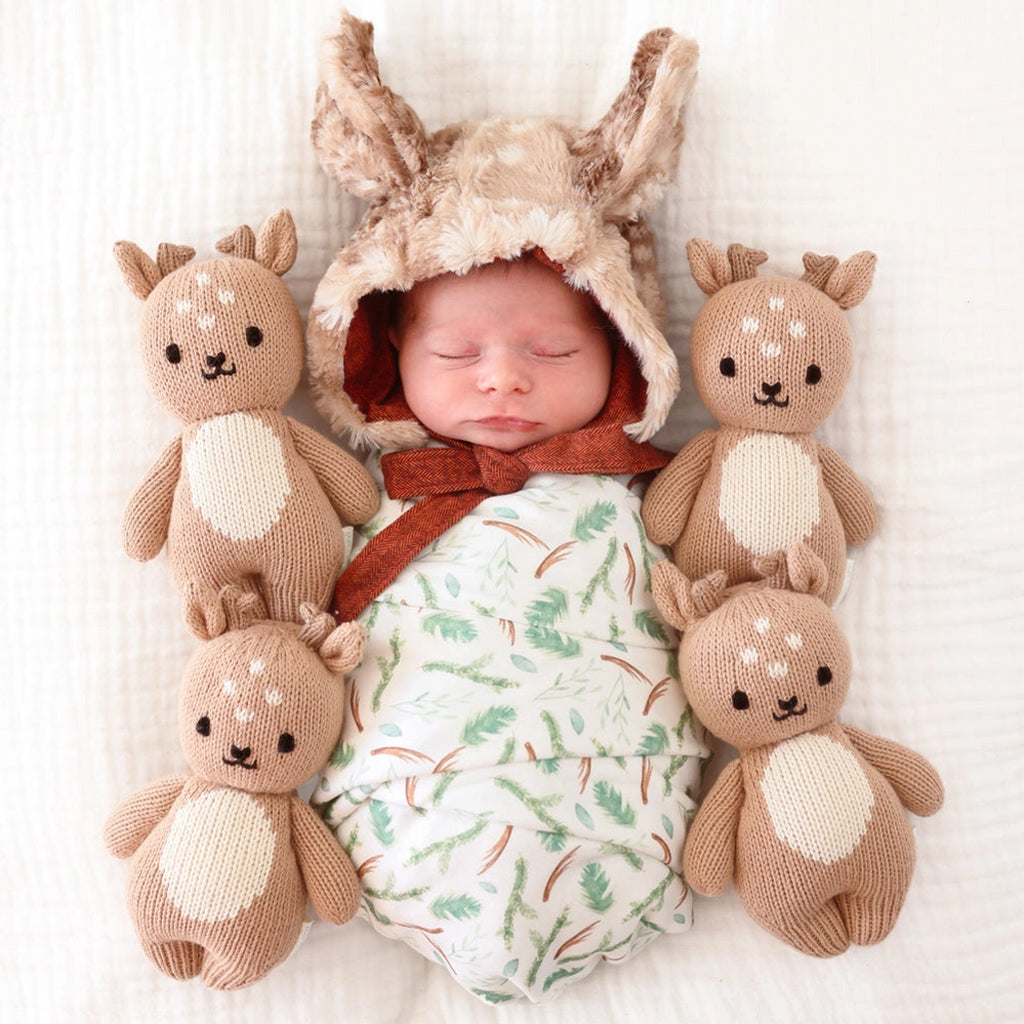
[
  {"xmin": 766, "ymin": 660, "xmax": 789, "ymax": 680},
  {"xmin": 218, "ymin": 289, "xmax": 236, "ymax": 305},
  {"xmin": 249, "ymin": 659, "xmax": 264, "ymax": 676},
  {"xmin": 789, "ymin": 320, "xmax": 807, "ymax": 339},
  {"xmin": 740, "ymin": 647, "xmax": 759, "ymax": 665},
  {"xmin": 769, "ymin": 296, "xmax": 785, "ymax": 311},
  {"xmin": 197, "ymin": 314, "xmax": 216, "ymax": 331},
  {"xmin": 761, "ymin": 341, "xmax": 782, "ymax": 358},
  {"xmin": 176, "ymin": 299, "xmax": 192, "ymax": 314},
  {"xmin": 754, "ymin": 617, "xmax": 771, "ymax": 634},
  {"xmin": 235, "ymin": 707, "xmax": 254, "ymax": 723},
  {"xmin": 265, "ymin": 689, "xmax": 283, "ymax": 706},
  {"xmin": 742, "ymin": 317, "xmax": 760, "ymax": 334},
  {"xmin": 222, "ymin": 679, "xmax": 236, "ymax": 696},
  {"xmin": 196, "ymin": 271, "xmax": 211, "ymax": 287},
  {"xmin": 786, "ymin": 633, "xmax": 804, "ymax": 650}
]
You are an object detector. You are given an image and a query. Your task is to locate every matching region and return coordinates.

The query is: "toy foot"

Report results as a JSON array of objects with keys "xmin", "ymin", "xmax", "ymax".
[
  {"xmin": 838, "ymin": 890, "xmax": 905, "ymax": 946},
  {"xmin": 771, "ymin": 900, "xmax": 851, "ymax": 957},
  {"xmin": 200, "ymin": 949, "xmax": 271, "ymax": 991},
  {"xmin": 143, "ymin": 939, "xmax": 203, "ymax": 980}
]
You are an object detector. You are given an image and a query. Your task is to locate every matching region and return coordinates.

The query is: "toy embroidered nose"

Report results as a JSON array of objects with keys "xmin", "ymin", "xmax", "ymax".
[
  {"xmin": 777, "ymin": 695, "xmax": 800, "ymax": 713},
  {"xmin": 230, "ymin": 744, "xmax": 251, "ymax": 761},
  {"xmin": 207, "ymin": 352, "xmax": 228, "ymax": 368},
  {"xmin": 760, "ymin": 381, "xmax": 783, "ymax": 398}
]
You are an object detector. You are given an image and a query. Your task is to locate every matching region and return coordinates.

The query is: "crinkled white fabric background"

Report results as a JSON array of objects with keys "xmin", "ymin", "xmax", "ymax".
[{"xmin": 3, "ymin": 1, "xmax": 1021, "ymax": 1020}]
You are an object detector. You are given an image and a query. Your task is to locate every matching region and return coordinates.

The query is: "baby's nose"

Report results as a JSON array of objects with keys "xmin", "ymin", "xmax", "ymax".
[{"xmin": 478, "ymin": 352, "xmax": 530, "ymax": 394}]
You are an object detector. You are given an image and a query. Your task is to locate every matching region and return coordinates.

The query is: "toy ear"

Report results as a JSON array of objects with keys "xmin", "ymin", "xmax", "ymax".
[
  {"xmin": 215, "ymin": 224, "xmax": 257, "ymax": 260},
  {"xmin": 255, "ymin": 209, "xmax": 298, "ymax": 276},
  {"xmin": 686, "ymin": 239, "xmax": 767, "ymax": 295},
  {"xmin": 651, "ymin": 561, "xmax": 727, "ymax": 631},
  {"xmin": 319, "ymin": 621, "xmax": 367, "ymax": 676},
  {"xmin": 802, "ymin": 250, "xmax": 876, "ymax": 309},
  {"xmin": 575, "ymin": 28, "xmax": 699, "ymax": 222},
  {"xmin": 114, "ymin": 242, "xmax": 161, "ymax": 300},
  {"xmin": 297, "ymin": 603, "xmax": 337, "ymax": 649},
  {"xmin": 312, "ymin": 11, "xmax": 429, "ymax": 201},
  {"xmin": 182, "ymin": 582, "xmax": 265, "ymax": 640}
]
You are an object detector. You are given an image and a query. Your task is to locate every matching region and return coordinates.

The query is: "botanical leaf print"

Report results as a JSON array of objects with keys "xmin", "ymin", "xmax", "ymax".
[
  {"xmin": 430, "ymin": 894, "xmax": 482, "ymax": 921},
  {"xmin": 572, "ymin": 500, "xmax": 617, "ymax": 541},
  {"xmin": 633, "ymin": 608, "xmax": 669, "ymax": 643},
  {"xmin": 579, "ymin": 536, "xmax": 619, "ymax": 613},
  {"xmin": 372, "ymin": 627, "xmax": 402, "ymax": 712},
  {"xmin": 422, "ymin": 611, "xmax": 478, "ymax": 643},
  {"xmin": 593, "ymin": 780, "xmax": 637, "ymax": 827},
  {"xmin": 580, "ymin": 862, "xmax": 615, "ymax": 912},
  {"xmin": 636, "ymin": 722, "xmax": 670, "ymax": 757},
  {"xmin": 368, "ymin": 800, "xmax": 396, "ymax": 847},
  {"xmin": 461, "ymin": 706, "xmax": 517, "ymax": 746},
  {"xmin": 423, "ymin": 655, "xmax": 520, "ymax": 690}
]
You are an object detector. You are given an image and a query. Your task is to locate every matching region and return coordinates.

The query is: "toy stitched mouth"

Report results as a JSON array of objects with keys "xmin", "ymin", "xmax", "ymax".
[
  {"xmin": 753, "ymin": 392, "xmax": 789, "ymax": 408},
  {"xmin": 202, "ymin": 363, "xmax": 237, "ymax": 381},
  {"xmin": 772, "ymin": 704, "xmax": 807, "ymax": 722},
  {"xmin": 222, "ymin": 755, "xmax": 258, "ymax": 770}
]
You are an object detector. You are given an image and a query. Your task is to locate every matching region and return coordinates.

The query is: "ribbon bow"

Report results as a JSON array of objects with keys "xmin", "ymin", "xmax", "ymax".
[{"xmin": 331, "ymin": 429, "xmax": 671, "ymax": 623}]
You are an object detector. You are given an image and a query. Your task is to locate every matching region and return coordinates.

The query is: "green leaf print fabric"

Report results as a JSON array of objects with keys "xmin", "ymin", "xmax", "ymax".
[{"xmin": 315, "ymin": 454, "xmax": 709, "ymax": 1002}]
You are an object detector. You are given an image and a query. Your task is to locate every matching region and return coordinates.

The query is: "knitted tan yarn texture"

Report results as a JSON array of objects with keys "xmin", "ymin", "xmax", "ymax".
[
  {"xmin": 104, "ymin": 589, "xmax": 365, "ymax": 990},
  {"xmin": 307, "ymin": 12, "xmax": 699, "ymax": 450},
  {"xmin": 114, "ymin": 209, "xmax": 380, "ymax": 624},
  {"xmin": 651, "ymin": 547, "xmax": 944, "ymax": 957},
  {"xmin": 642, "ymin": 240, "xmax": 878, "ymax": 605}
]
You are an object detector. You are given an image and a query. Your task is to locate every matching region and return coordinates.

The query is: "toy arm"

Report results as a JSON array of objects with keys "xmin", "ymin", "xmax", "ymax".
[
  {"xmin": 103, "ymin": 773, "xmax": 189, "ymax": 858},
  {"xmin": 818, "ymin": 442, "xmax": 877, "ymax": 546},
  {"xmin": 641, "ymin": 430, "xmax": 716, "ymax": 546},
  {"xmin": 122, "ymin": 436, "xmax": 181, "ymax": 561},
  {"xmin": 288, "ymin": 418, "xmax": 380, "ymax": 525},
  {"xmin": 843, "ymin": 724, "xmax": 944, "ymax": 817},
  {"xmin": 290, "ymin": 797, "xmax": 360, "ymax": 925},
  {"xmin": 682, "ymin": 758, "xmax": 744, "ymax": 896}
]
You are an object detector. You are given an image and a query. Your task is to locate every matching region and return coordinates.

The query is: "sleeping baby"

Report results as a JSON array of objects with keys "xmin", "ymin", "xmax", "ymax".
[{"xmin": 306, "ymin": 12, "xmax": 706, "ymax": 1002}]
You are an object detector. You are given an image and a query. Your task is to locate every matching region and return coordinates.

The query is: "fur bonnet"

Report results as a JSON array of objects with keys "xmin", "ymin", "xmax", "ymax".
[{"xmin": 307, "ymin": 10, "xmax": 699, "ymax": 450}]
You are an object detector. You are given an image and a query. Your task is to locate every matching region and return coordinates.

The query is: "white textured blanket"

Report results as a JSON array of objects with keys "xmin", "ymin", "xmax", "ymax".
[{"xmin": 4, "ymin": 1, "xmax": 1021, "ymax": 1021}]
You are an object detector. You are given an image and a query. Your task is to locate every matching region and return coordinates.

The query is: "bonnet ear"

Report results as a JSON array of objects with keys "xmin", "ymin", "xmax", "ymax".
[
  {"xmin": 182, "ymin": 583, "xmax": 266, "ymax": 641},
  {"xmin": 575, "ymin": 28, "xmax": 699, "ymax": 222},
  {"xmin": 114, "ymin": 241, "xmax": 196, "ymax": 300},
  {"xmin": 651, "ymin": 561, "xmax": 728, "ymax": 631},
  {"xmin": 802, "ymin": 250, "xmax": 877, "ymax": 310},
  {"xmin": 311, "ymin": 11, "xmax": 429, "ymax": 201}
]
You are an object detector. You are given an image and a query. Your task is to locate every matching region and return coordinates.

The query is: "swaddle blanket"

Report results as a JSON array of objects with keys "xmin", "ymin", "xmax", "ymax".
[{"xmin": 315, "ymin": 456, "xmax": 708, "ymax": 1002}]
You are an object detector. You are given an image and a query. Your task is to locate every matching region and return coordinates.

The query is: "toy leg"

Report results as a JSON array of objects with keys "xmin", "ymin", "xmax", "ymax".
[
  {"xmin": 199, "ymin": 945, "xmax": 265, "ymax": 991},
  {"xmin": 141, "ymin": 938, "xmax": 203, "ymax": 980},
  {"xmin": 837, "ymin": 888, "xmax": 906, "ymax": 947},
  {"xmin": 767, "ymin": 899, "xmax": 851, "ymax": 958}
]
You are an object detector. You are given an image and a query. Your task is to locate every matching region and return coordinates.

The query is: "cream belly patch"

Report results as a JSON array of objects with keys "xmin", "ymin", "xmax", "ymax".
[
  {"xmin": 718, "ymin": 434, "xmax": 820, "ymax": 555},
  {"xmin": 159, "ymin": 788, "xmax": 277, "ymax": 922},
  {"xmin": 186, "ymin": 412, "xmax": 291, "ymax": 541},
  {"xmin": 760, "ymin": 732, "xmax": 875, "ymax": 865}
]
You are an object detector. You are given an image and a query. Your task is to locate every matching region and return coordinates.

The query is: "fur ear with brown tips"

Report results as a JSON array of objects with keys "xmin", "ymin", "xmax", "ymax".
[
  {"xmin": 311, "ymin": 11, "xmax": 429, "ymax": 200},
  {"xmin": 575, "ymin": 28, "xmax": 699, "ymax": 222}
]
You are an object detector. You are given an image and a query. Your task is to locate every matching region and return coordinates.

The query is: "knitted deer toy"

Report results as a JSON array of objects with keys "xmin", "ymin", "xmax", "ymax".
[
  {"xmin": 104, "ymin": 585, "xmax": 365, "ymax": 989},
  {"xmin": 652, "ymin": 546, "xmax": 943, "ymax": 956},
  {"xmin": 114, "ymin": 209, "xmax": 379, "ymax": 622},
  {"xmin": 642, "ymin": 240, "xmax": 878, "ymax": 604}
]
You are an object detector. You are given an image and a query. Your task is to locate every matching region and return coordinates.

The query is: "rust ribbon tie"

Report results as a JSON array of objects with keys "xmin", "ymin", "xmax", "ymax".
[{"xmin": 331, "ymin": 431, "xmax": 671, "ymax": 623}]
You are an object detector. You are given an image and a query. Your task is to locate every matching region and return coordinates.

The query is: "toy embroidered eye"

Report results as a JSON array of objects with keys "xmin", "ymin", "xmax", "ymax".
[
  {"xmin": 720, "ymin": 357, "xmax": 736, "ymax": 377},
  {"xmin": 165, "ymin": 343, "xmax": 182, "ymax": 364},
  {"xmin": 817, "ymin": 666, "xmax": 833, "ymax": 685},
  {"xmin": 806, "ymin": 364, "xmax": 822, "ymax": 385},
  {"xmin": 195, "ymin": 716, "xmax": 211, "ymax": 736},
  {"xmin": 732, "ymin": 689, "xmax": 750, "ymax": 710},
  {"xmin": 246, "ymin": 326, "xmax": 263, "ymax": 348},
  {"xmin": 277, "ymin": 732, "xmax": 296, "ymax": 754}
]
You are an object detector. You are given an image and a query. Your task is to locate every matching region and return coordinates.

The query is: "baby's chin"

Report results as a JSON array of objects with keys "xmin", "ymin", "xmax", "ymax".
[{"xmin": 452, "ymin": 417, "xmax": 562, "ymax": 452}]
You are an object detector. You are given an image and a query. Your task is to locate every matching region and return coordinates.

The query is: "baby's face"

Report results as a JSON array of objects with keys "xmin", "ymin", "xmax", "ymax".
[{"xmin": 392, "ymin": 258, "xmax": 613, "ymax": 451}]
